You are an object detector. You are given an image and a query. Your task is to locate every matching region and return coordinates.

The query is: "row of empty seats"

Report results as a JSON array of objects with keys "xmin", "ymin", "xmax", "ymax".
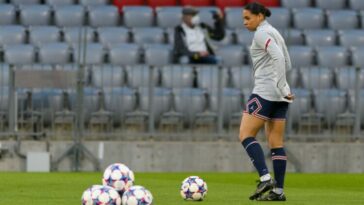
[{"xmin": 2, "ymin": 4, "xmax": 364, "ymax": 29}]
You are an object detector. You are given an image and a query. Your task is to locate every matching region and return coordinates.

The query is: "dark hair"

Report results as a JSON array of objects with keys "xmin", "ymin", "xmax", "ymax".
[{"xmin": 244, "ymin": 2, "xmax": 271, "ymax": 18}]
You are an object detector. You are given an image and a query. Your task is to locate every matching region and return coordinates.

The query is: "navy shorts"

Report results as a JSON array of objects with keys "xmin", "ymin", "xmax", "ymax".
[{"xmin": 244, "ymin": 94, "xmax": 289, "ymax": 121}]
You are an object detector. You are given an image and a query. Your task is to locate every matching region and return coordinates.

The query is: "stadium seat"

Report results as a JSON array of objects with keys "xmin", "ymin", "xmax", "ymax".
[
  {"xmin": 147, "ymin": 0, "xmax": 177, "ymax": 8},
  {"xmin": 0, "ymin": 64, "xmax": 10, "ymax": 87},
  {"xmin": 230, "ymin": 66, "xmax": 254, "ymax": 90},
  {"xmin": 39, "ymin": 43, "xmax": 70, "ymax": 64},
  {"xmin": 113, "ymin": 0, "xmax": 144, "ymax": 12},
  {"xmin": 109, "ymin": 43, "xmax": 140, "ymax": 66},
  {"xmin": 225, "ymin": 8, "xmax": 244, "ymax": 29},
  {"xmin": 315, "ymin": 0, "xmax": 347, "ymax": 10},
  {"xmin": 215, "ymin": 0, "xmax": 245, "ymax": 11},
  {"xmin": 63, "ymin": 27, "xmax": 95, "ymax": 47},
  {"xmin": 300, "ymin": 67, "xmax": 334, "ymax": 89},
  {"xmin": 10, "ymin": 0, "xmax": 40, "ymax": 4},
  {"xmin": 20, "ymin": 5, "xmax": 51, "ymax": 26},
  {"xmin": 209, "ymin": 88, "xmax": 242, "ymax": 125},
  {"xmin": 348, "ymin": 0, "xmax": 364, "ymax": 10},
  {"xmin": 281, "ymin": 0, "xmax": 311, "ymax": 8},
  {"xmin": 80, "ymin": 0, "xmax": 108, "ymax": 6},
  {"xmin": 125, "ymin": 65, "xmax": 159, "ymax": 88},
  {"xmin": 29, "ymin": 26, "xmax": 61, "ymax": 47},
  {"xmin": 88, "ymin": 6, "xmax": 119, "ymax": 27},
  {"xmin": 144, "ymin": 44, "xmax": 172, "ymax": 66},
  {"xmin": 69, "ymin": 87, "xmax": 99, "ymax": 123},
  {"xmin": 97, "ymin": 27, "xmax": 130, "ymax": 48},
  {"xmin": 131, "ymin": 27, "xmax": 165, "ymax": 45},
  {"xmin": 123, "ymin": 6, "xmax": 153, "ymax": 28},
  {"xmin": 72, "ymin": 43, "xmax": 105, "ymax": 65},
  {"xmin": 281, "ymin": 29, "xmax": 305, "ymax": 45},
  {"xmin": 246, "ymin": 0, "xmax": 280, "ymax": 7},
  {"xmin": 180, "ymin": 0, "xmax": 212, "ymax": 6},
  {"xmin": 173, "ymin": 88, "xmax": 207, "ymax": 125},
  {"xmin": 139, "ymin": 87, "xmax": 172, "ymax": 123},
  {"xmin": 216, "ymin": 45, "xmax": 246, "ymax": 66},
  {"xmin": 292, "ymin": 8, "xmax": 325, "ymax": 29},
  {"xmin": 351, "ymin": 47, "xmax": 364, "ymax": 67},
  {"xmin": 287, "ymin": 68, "xmax": 300, "ymax": 88},
  {"xmin": 104, "ymin": 87, "xmax": 136, "ymax": 124},
  {"xmin": 316, "ymin": 46, "xmax": 349, "ymax": 68},
  {"xmin": 210, "ymin": 29, "xmax": 234, "ymax": 48},
  {"xmin": 156, "ymin": 7, "xmax": 182, "ymax": 29},
  {"xmin": 289, "ymin": 88, "xmax": 311, "ymax": 125},
  {"xmin": 92, "ymin": 65, "xmax": 125, "ymax": 88},
  {"xmin": 335, "ymin": 67, "xmax": 364, "ymax": 90},
  {"xmin": 196, "ymin": 65, "xmax": 228, "ymax": 91},
  {"xmin": 0, "ymin": 85, "xmax": 9, "ymax": 115},
  {"xmin": 54, "ymin": 5, "xmax": 86, "ymax": 27},
  {"xmin": 348, "ymin": 90, "xmax": 364, "ymax": 125},
  {"xmin": 0, "ymin": 25, "xmax": 26, "ymax": 46},
  {"xmin": 0, "ymin": 4, "xmax": 16, "ymax": 25},
  {"xmin": 338, "ymin": 30, "xmax": 364, "ymax": 48},
  {"xmin": 166, "ymin": 28, "xmax": 175, "ymax": 45},
  {"xmin": 4, "ymin": 44, "xmax": 36, "ymax": 65},
  {"xmin": 160, "ymin": 65, "xmax": 194, "ymax": 88},
  {"xmin": 288, "ymin": 46, "xmax": 314, "ymax": 67},
  {"xmin": 268, "ymin": 8, "xmax": 291, "ymax": 29},
  {"xmin": 198, "ymin": 7, "xmax": 221, "ymax": 28},
  {"xmin": 235, "ymin": 29, "xmax": 254, "ymax": 46},
  {"xmin": 45, "ymin": 0, "xmax": 74, "ymax": 6},
  {"xmin": 304, "ymin": 29, "xmax": 337, "ymax": 46},
  {"xmin": 327, "ymin": 10, "xmax": 359, "ymax": 30}
]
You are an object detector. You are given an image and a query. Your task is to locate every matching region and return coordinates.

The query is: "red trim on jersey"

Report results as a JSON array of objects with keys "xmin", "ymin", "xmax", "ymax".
[{"xmin": 265, "ymin": 38, "xmax": 271, "ymax": 52}]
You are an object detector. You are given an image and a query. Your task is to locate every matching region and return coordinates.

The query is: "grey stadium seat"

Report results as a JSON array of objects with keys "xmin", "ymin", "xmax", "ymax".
[
  {"xmin": 0, "ymin": 4, "xmax": 16, "ymax": 25},
  {"xmin": 209, "ymin": 88, "xmax": 242, "ymax": 124},
  {"xmin": 92, "ymin": 65, "xmax": 125, "ymax": 88},
  {"xmin": 80, "ymin": 0, "xmax": 108, "ymax": 6},
  {"xmin": 348, "ymin": 90, "xmax": 364, "ymax": 125},
  {"xmin": 144, "ymin": 44, "xmax": 172, "ymax": 66},
  {"xmin": 281, "ymin": 0, "xmax": 311, "ymax": 8},
  {"xmin": 10, "ymin": 0, "xmax": 40, "ymax": 4},
  {"xmin": 160, "ymin": 65, "xmax": 194, "ymax": 88},
  {"xmin": 173, "ymin": 88, "xmax": 207, "ymax": 125},
  {"xmin": 69, "ymin": 87, "xmax": 99, "ymax": 123},
  {"xmin": 316, "ymin": 46, "xmax": 349, "ymax": 68},
  {"xmin": 268, "ymin": 8, "xmax": 291, "ymax": 29},
  {"xmin": 338, "ymin": 30, "xmax": 364, "ymax": 48},
  {"xmin": 97, "ymin": 27, "xmax": 130, "ymax": 49},
  {"xmin": 289, "ymin": 88, "xmax": 311, "ymax": 125},
  {"xmin": 0, "ymin": 64, "xmax": 9, "ymax": 87},
  {"xmin": 166, "ymin": 28, "xmax": 175, "ymax": 45},
  {"xmin": 20, "ymin": 5, "xmax": 51, "ymax": 26},
  {"xmin": 287, "ymin": 68, "xmax": 300, "ymax": 88},
  {"xmin": 304, "ymin": 29, "xmax": 336, "ymax": 46},
  {"xmin": 351, "ymin": 47, "xmax": 364, "ymax": 67},
  {"xmin": 55, "ymin": 5, "xmax": 86, "ymax": 27},
  {"xmin": 132, "ymin": 27, "xmax": 165, "ymax": 45},
  {"xmin": 225, "ymin": 7, "xmax": 244, "ymax": 29},
  {"xmin": 292, "ymin": 8, "xmax": 324, "ymax": 29},
  {"xmin": 139, "ymin": 87, "xmax": 172, "ymax": 123},
  {"xmin": 72, "ymin": 43, "xmax": 104, "ymax": 65},
  {"xmin": 125, "ymin": 65, "xmax": 159, "ymax": 88},
  {"xmin": 349, "ymin": 0, "xmax": 364, "ymax": 10},
  {"xmin": 63, "ymin": 27, "xmax": 94, "ymax": 47},
  {"xmin": 327, "ymin": 10, "xmax": 359, "ymax": 30},
  {"xmin": 196, "ymin": 65, "xmax": 228, "ymax": 91},
  {"xmin": 230, "ymin": 66, "xmax": 254, "ymax": 90},
  {"xmin": 216, "ymin": 45, "xmax": 246, "ymax": 66},
  {"xmin": 235, "ymin": 29, "xmax": 254, "ymax": 46},
  {"xmin": 156, "ymin": 7, "xmax": 182, "ymax": 28},
  {"xmin": 335, "ymin": 67, "xmax": 364, "ymax": 90},
  {"xmin": 104, "ymin": 87, "xmax": 136, "ymax": 124},
  {"xmin": 210, "ymin": 29, "xmax": 234, "ymax": 48},
  {"xmin": 288, "ymin": 46, "xmax": 314, "ymax": 67},
  {"xmin": 29, "ymin": 26, "xmax": 61, "ymax": 47},
  {"xmin": 281, "ymin": 29, "xmax": 304, "ymax": 45},
  {"xmin": 45, "ymin": 0, "xmax": 74, "ymax": 6},
  {"xmin": 0, "ymin": 25, "xmax": 26, "ymax": 46},
  {"xmin": 88, "ymin": 6, "xmax": 119, "ymax": 27},
  {"xmin": 198, "ymin": 6, "xmax": 221, "ymax": 28},
  {"xmin": 0, "ymin": 86, "xmax": 8, "ymax": 115},
  {"xmin": 109, "ymin": 43, "xmax": 140, "ymax": 66},
  {"xmin": 123, "ymin": 6, "xmax": 153, "ymax": 28},
  {"xmin": 315, "ymin": 0, "xmax": 347, "ymax": 10},
  {"xmin": 300, "ymin": 67, "xmax": 334, "ymax": 89},
  {"xmin": 4, "ymin": 44, "xmax": 36, "ymax": 65},
  {"xmin": 39, "ymin": 43, "xmax": 70, "ymax": 64}
]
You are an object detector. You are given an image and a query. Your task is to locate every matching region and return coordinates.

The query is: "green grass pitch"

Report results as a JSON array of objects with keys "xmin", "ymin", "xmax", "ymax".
[{"xmin": 1, "ymin": 172, "xmax": 364, "ymax": 205}]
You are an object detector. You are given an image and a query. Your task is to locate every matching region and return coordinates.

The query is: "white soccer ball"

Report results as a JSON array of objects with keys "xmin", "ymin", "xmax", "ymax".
[
  {"xmin": 102, "ymin": 163, "xmax": 135, "ymax": 194},
  {"xmin": 121, "ymin": 185, "xmax": 153, "ymax": 205},
  {"xmin": 180, "ymin": 176, "xmax": 208, "ymax": 201},
  {"xmin": 81, "ymin": 185, "xmax": 121, "ymax": 205}
]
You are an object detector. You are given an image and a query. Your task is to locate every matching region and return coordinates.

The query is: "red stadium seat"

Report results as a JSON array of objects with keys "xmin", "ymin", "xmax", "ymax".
[
  {"xmin": 147, "ymin": 0, "xmax": 177, "ymax": 8},
  {"xmin": 215, "ymin": 0, "xmax": 246, "ymax": 11},
  {"xmin": 180, "ymin": 0, "xmax": 213, "ymax": 7},
  {"xmin": 113, "ymin": 0, "xmax": 144, "ymax": 12},
  {"xmin": 246, "ymin": 0, "xmax": 280, "ymax": 7}
]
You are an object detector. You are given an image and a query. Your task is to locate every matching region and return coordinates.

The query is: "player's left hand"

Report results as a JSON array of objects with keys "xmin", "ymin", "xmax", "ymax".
[{"xmin": 284, "ymin": 93, "xmax": 295, "ymax": 101}]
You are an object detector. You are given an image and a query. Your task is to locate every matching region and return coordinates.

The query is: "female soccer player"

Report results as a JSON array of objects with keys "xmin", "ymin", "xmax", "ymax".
[{"xmin": 239, "ymin": 2, "xmax": 294, "ymax": 201}]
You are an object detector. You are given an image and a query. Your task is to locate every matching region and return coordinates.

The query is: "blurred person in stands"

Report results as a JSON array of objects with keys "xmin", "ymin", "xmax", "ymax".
[
  {"xmin": 174, "ymin": 6, "xmax": 225, "ymax": 64},
  {"xmin": 238, "ymin": 2, "xmax": 294, "ymax": 202}
]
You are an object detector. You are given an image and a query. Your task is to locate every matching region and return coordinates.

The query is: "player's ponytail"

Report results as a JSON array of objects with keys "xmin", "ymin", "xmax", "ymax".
[{"xmin": 244, "ymin": 2, "xmax": 271, "ymax": 18}]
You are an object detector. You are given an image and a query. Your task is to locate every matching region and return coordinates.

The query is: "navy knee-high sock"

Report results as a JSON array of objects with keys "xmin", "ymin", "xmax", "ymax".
[
  {"xmin": 242, "ymin": 137, "xmax": 269, "ymax": 177},
  {"xmin": 271, "ymin": 148, "xmax": 287, "ymax": 189}
]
